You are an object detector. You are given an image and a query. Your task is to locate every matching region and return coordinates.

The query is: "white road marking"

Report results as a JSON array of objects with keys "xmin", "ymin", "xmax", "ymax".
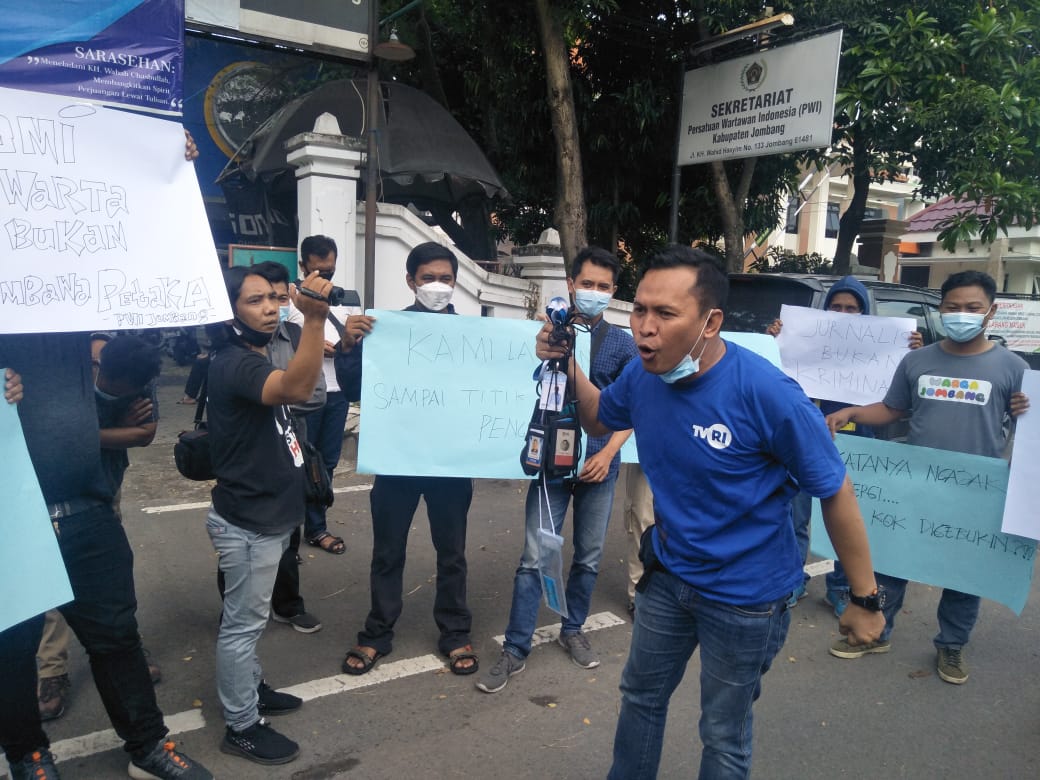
[
  {"xmin": 48, "ymin": 708, "xmax": 205, "ymax": 766},
  {"xmin": 282, "ymin": 654, "xmax": 445, "ymax": 701},
  {"xmin": 805, "ymin": 559, "xmax": 836, "ymax": 577},
  {"xmin": 141, "ymin": 483, "xmax": 373, "ymax": 514},
  {"xmin": 493, "ymin": 610, "xmax": 628, "ymax": 647},
  {"xmin": 21, "ymin": 611, "xmax": 628, "ymax": 774}
]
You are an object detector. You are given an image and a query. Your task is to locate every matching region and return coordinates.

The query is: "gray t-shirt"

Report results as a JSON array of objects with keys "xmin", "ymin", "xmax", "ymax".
[{"xmin": 884, "ymin": 342, "xmax": 1027, "ymax": 458}]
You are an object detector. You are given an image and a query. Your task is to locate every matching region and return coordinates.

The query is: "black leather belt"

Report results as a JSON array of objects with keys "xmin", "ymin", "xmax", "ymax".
[{"xmin": 47, "ymin": 498, "xmax": 106, "ymax": 520}]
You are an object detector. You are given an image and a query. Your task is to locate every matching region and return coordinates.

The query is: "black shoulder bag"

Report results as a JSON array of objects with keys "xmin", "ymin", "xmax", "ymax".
[
  {"xmin": 174, "ymin": 374, "xmax": 214, "ymax": 481},
  {"xmin": 291, "ymin": 409, "xmax": 335, "ymax": 508}
]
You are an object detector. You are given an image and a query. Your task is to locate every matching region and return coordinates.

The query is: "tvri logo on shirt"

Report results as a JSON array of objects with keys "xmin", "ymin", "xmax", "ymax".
[
  {"xmin": 917, "ymin": 375, "xmax": 992, "ymax": 406},
  {"xmin": 692, "ymin": 422, "xmax": 733, "ymax": 450}
]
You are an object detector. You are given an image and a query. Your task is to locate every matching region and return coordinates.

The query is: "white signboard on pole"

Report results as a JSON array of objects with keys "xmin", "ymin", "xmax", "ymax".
[
  {"xmin": 0, "ymin": 86, "xmax": 231, "ymax": 333},
  {"xmin": 678, "ymin": 28, "xmax": 843, "ymax": 165}
]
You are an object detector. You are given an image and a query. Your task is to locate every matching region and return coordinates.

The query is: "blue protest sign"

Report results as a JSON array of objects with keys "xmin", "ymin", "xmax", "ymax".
[
  {"xmin": 0, "ymin": 0, "xmax": 184, "ymax": 115},
  {"xmin": 356, "ymin": 311, "xmax": 542, "ymax": 479},
  {"xmin": 0, "ymin": 398, "xmax": 73, "ymax": 632},
  {"xmin": 811, "ymin": 435, "xmax": 1036, "ymax": 614}
]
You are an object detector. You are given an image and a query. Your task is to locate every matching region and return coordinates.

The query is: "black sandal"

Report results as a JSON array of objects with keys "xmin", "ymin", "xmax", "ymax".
[
  {"xmin": 448, "ymin": 645, "xmax": 479, "ymax": 676},
  {"xmin": 342, "ymin": 647, "xmax": 384, "ymax": 676},
  {"xmin": 307, "ymin": 531, "xmax": 345, "ymax": 555}
]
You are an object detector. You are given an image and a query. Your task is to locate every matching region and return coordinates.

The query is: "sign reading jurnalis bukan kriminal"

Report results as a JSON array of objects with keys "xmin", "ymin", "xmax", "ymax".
[{"xmin": 678, "ymin": 28, "xmax": 843, "ymax": 165}]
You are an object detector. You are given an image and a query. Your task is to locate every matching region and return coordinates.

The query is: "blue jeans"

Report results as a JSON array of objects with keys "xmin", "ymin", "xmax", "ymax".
[
  {"xmin": 608, "ymin": 569, "xmax": 790, "ymax": 780},
  {"xmin": 1, "ymin": 504, "xmax": 166, "ymax": 763},
  {"xmin": 826, "ymin": 560, "xmax": 849, "ymax": 600},
  {"xmin": 790, "ymin": 490, "xmax": 811, "ymax": 586},
  {"xmin": 502, "ymin": 478, "xmax": 616, "ymax": 659},
  {"xmin": 207, "ymin": 509, "xmax": 291, "ymax": 732},
  {"xmin": 876, "ymin": 573, "xmax": 980, "ymax": 648},
  {"xmin": 304, "ymin": 390, "xmax": 349, "ymax": 540}
]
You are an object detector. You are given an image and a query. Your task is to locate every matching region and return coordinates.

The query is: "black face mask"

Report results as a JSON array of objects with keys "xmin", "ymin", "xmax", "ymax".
[{"xmin": 232, "ymin": 318, "xmax": 274, "ymax": 347}]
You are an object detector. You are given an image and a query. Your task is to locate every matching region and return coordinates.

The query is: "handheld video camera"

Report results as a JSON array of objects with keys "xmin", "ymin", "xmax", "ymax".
[
  {"xmin": 296, "ymin": 285, "xmax": 361, "ymax": 307},
  {"xmin": 519, "ymin": 297, "xmax": 586, "ymax": 479}
]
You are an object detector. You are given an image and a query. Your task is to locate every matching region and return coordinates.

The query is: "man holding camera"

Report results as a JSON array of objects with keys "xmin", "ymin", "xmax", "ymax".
[
  {"xmin": 287, "ymin": 235, "xmax": 352, "ymax": 556},
  {"xmin": 477, "ymin": 246, "xmax": 637, "ymax": 694},
  {"xmin": 206, "ymin": 265, "xmax": 330, "ymax": 765}
]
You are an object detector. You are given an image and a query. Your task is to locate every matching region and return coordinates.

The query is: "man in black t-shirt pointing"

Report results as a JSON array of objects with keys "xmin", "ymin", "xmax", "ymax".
[{"xmin": 205, "ymin": 265, "xmax": 330, "ymax": 766}]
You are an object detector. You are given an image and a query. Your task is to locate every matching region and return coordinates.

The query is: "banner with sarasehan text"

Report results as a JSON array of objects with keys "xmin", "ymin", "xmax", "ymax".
[{"xmin": 0, "ymin": 0, "xmax": 184, "ymax": 116}]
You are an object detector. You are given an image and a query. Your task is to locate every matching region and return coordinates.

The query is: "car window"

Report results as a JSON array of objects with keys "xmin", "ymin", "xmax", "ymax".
[
  {"xmin": 726, "ymin": 279, "xmax": 818, "ymax": 333},
  {"xmin": 875, "ymin": 298, "xmax": 936, "ymax": 344}
]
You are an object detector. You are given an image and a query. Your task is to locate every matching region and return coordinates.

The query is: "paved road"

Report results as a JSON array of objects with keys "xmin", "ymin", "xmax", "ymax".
[{"xmin": 14, "ymin": 363, "xmax": 1040, "ymax": 779}]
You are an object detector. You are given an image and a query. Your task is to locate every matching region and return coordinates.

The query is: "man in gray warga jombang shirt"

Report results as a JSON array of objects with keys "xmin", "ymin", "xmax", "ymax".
[{"xmin": 822, "ymin": 270, "xmax": 1030, "ymax": 686}]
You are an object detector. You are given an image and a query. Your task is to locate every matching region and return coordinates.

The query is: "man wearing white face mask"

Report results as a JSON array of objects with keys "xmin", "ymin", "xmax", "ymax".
[
  {"xmin": 338, "ymin": 242, "xmax": 480, "ymax": 677},
  {"xmin": 478, "ymin": 246, "xmax": 638, "ymax": 694},
  {"xmin": 825, "ymin": 270, "xmax": 1030, "ymax": 684}
]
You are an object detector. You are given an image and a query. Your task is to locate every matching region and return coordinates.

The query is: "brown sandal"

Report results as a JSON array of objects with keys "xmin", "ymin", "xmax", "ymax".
[
  {"xmin": 448, "ymin": 645, "xmax": 479, "ymax": 676},
  {"xmin": 307, "ymin": 531, "xmax": 345, "ymax": 555}
]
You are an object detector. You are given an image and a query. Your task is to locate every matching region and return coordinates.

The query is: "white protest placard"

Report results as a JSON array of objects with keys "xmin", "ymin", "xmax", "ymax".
[
  {"xmin": 1001, "ymin": 370, "xmax": 1040, "ymax": 540},
  {"xmin": 678, "ymin": 29, "xmax": 842, "ymax": 165},
  {"xmin": 0, "ymin": 86, "xmax": 231, "ymax": 333},
  {"xmin": 775, "ymin": 304, "xmax": 915, "ymax": 405}
]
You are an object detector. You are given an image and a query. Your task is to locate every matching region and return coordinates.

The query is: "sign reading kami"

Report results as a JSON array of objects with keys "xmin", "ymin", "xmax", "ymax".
[
  {"xmin": 0, "ymin": 396, "xmax": 73, "ymax": 633},
  {"xmin": 1001, "ymin": 369, "xmax": 1040, "ymax": 540},
  {"xmin": 357, "ymin": 315, "xmax": 793, "ymax": 478},
  {"xmin": 775, "ymin": 304, "xmax": 915, "ymax": 405},
  {"xmin": 357, "ymin": 311, "xmax": 542, "ymax": 479},
  {"xmin": 0, "ymin": 86, "xmax": 231, "ymax": 333},
  {"xmin": 810, "ymin": 436, "xmax": 1036, "ymax": 615},
  {"xmin": 678, "ymin": 28, "xmax": 842, "ymax": 165}
]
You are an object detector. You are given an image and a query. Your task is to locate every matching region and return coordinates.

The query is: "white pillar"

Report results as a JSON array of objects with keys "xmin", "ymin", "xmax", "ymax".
[
  {"xmin": 512, "ymin": 228, "xmax": 569, "ymax": 315},
  {"xmin": 285, "ymin": 114, "xmax": 365, "ymax": 293}
]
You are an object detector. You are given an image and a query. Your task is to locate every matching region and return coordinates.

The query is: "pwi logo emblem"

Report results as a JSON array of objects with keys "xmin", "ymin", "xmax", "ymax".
[{"xmin": 692, "ymin": 423, "xmax": 732, "ymax": 450}]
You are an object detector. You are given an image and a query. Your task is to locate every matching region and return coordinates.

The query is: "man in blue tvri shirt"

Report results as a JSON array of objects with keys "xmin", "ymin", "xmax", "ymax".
[{"xmin": 535, "ymin": 245, "xmax": 885, "ymax": 780}]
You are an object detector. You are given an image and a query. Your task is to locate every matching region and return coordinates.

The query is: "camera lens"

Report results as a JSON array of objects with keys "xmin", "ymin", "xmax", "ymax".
[{"xmin": 327, "ymin": 286, "xmax": 346, "ymax": 306}]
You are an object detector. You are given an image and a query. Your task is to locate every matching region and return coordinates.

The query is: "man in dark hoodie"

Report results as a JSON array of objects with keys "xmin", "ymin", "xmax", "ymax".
[{"xmin": 767, "ymin": 276, "xmax": 922, "ymax": 614}]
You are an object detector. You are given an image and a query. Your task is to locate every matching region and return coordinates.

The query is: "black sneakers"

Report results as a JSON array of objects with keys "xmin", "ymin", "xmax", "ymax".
[
  {"xmin": 257, "ymin": 679, "xmax": 303, "ymax": 716},
  {"xmin": 9, "ymin": 748, "xmax": 60, "ymax": 780},
  {"xmin": 128, "ymin": 740, "xmax": 213, "ymax": 779},
  {"xmin": 221, "ymin": 718, "xmax": 300, "ymax": 765}
]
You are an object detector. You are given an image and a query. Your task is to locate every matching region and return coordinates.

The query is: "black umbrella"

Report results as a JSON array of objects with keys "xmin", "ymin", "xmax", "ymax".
[{"xmin": 222, "ymin": 78, "xmax": 508, "ymax": 209}]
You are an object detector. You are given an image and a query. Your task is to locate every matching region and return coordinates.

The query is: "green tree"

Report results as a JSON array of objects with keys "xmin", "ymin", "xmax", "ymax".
[{"xmin": 789, "ymin": 1, "xmax": 1040, "ymax": 271}]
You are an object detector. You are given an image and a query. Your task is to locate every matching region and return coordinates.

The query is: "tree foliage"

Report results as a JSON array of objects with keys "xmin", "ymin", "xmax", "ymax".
[
  {"xmin": 788, "ymin": 0, "xmax": 1040, "ymax": 270},
  {"xmin": 382, "ymin": 1, "xmax": 1040, "ymax": 286}
]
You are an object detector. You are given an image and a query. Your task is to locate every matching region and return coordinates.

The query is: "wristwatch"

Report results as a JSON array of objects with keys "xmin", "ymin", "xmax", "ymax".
[{"xmin": 848, "ymin": 585, "xmax": 885, "ymax": 612}]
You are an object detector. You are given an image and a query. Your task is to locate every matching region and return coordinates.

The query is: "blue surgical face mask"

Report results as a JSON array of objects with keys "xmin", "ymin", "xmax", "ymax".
[
  {"xmin": 574, "ymin": 289, "xmax": 611, "ymax": 318},
  {"xmin": 278, "ymin": 305, "xmax": 290, "ymax": 322},
  {"xmin": 941, "ymin": 312, "xmax": 987, "ymax": 343},
  {"xmin": 660, "ymin": 310, "xmax": 715, "ymax": 385}
]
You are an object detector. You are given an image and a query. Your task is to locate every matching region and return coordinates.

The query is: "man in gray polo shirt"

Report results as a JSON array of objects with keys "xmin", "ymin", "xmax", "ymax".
[{"xmin": 824, "ymin": 270, "xmax": 1030, "ymax": 684}]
